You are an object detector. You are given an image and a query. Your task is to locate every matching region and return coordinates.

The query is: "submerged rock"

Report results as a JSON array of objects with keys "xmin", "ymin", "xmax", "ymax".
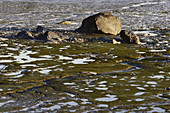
[
  {"xmin": 76, "ymin": 12, "xmax": 121, "ymax": 35},
  {"xmin": 120, "ymin": 30, "xmax": 141, "ymax": 44}
]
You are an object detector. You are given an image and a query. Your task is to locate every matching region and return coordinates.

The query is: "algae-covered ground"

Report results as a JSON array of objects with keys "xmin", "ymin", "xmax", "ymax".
[
  {"xmin": 0, "ymin": 38, "xmax": 169, "ymax": 112},
  {"xmin": 0, "ymin": 0, "xmax": 170, "ymax": 112}
]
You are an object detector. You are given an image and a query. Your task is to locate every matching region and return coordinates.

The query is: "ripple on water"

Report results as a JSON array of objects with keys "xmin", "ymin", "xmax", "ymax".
[
  {"xmin": 5, "ymin": 70, "xmax": 23, "ymax": 76},
  {"xmin": 147, "ymin": 81, "xmax": 157, "ymax": 85},
  {"xmin": 14, "ymin": 50, "xmax": 52, "ymax": 63},
  {"xmin": 149, "ymin": 49, "xmax": 166, "ymax": 52},
  {"xmin": 133, "ymin": 30, "xmax": 158, "ymax": 36},
  {"xmin": 95, "ymin": 94, "xmax": 118, "ymax": 102},
  {"xmin": 0, "ymin": 65, "xmax": 7, "ymax": 70},
  {"xmin": 70, "ymin": 58, "xmax": 95, "ymax": 64},
  {"xmin": 135, "ymin": 92, "xmax": 145, "ymax": 96},
  {"xmin": 97, "ymin": 104, "xmax": 108, "ymax": 108},
  {"xmin": 58, "ymin": 101, "xmax": 79, "ymax": 107},
  {"xmin": 135, "ymin": 98, "xmax": 145, "ymax": 101},
  {"xmin": 98, "ymin": 81, "xmax": 107, "ymax": 84},
  {"xmin": 0, "ymin": 100, "xmax": 15, "ymax": 107},
  {"xmin": 58, "ymin": 55, "xmax": 72, "ymax": 60},
  {"xmin": 150, "ymin": 106, "xmax": 166, "ymax": 112},
  {"xmin": 0, "ymin": 60, "xmax": 13, "ymax": 63},
  {"xmin": 137, "ymin": 87, "xmax": 146, "ymax": 90},
  {"xmin": 149, "ymin": 75, "xmax": 164, "ymax": 79},
  {"xmin": 95, "ymin": 87, "xmax": 108, "ymax": 90},
  {"xmin": 21, "ymin": 64, "xmax": 37, "ymax": 68},
  {"xmin": 63, "ymin": 82, "xmax": 76, "ymax": 85}
]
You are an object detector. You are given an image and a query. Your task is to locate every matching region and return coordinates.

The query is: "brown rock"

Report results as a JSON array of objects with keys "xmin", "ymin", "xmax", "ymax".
[
  {"xmin": 45, "ymin": 31, "xmax": 85, "ymax": 44},
  {"xmin": 120, "ymin": 30, "xmax": 141, "ymax": 44},
  {"xmin": 77, "ymin": 12, "xmax": 121, "ymax": 35},
  {"xmin": 45, "ymin": 31, "xmax": 69, "ymax": 44},
  {"xmin": 59, "ymin": 21, "xmax": 72, "ymax": 25}
]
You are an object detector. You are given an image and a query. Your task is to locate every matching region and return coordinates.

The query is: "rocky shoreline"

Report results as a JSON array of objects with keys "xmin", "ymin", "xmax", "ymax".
[{"xmin": 2, "ymin": 12, "xmax": 141, "ymax": 45}]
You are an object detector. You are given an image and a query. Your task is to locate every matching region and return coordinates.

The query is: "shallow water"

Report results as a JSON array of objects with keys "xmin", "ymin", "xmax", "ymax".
[{"xmin": 0, "ymin": 0, "xmax": 170, "ymax": 112}]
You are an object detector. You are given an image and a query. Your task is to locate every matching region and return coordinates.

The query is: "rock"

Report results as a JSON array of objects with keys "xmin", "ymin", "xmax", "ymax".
[
  {"xmin": 36, "ymin": 26, "xmax": 44, "ymax": 33},
  {"xmin": 112, "ymin": 39, "xmax": 121, "ymax": 44},
  {"xmin": 76, "ymin": 12, "xmax": 121, "ymax": 35},
  {"xmin": 45, "ymin": 31, "xmax": 85, "ymax": 44},
  {"xmin": 120, "ymin": 30, "xmax": 141, "ymax": 44},
  {"xmin": 17, "ymin": 31, "xmax": 34, "ymax": 39},
  {"xmin": 59, "ymin": 21, "xmax": 72, "ymax": 25},
  {"xmin": 45, "ymin": 31, "xmax": 66, "ymax": 44}
]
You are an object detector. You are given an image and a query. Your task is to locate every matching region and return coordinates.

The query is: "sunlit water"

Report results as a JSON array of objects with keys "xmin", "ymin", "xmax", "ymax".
[{"xmin": 0, "ymin": 0, "xmax": 170, "ymax": 112}]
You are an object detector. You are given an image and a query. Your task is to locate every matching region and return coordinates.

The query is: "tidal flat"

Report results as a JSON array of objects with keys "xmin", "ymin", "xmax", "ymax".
[{"xmin": 0, "ymin": 0, "xmax": 170, "ymax": 112}]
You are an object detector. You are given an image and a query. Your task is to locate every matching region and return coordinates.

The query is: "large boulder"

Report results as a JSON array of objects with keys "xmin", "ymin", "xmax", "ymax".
[
  {"xmin": 76, "ymin": 12, "xmax": 121, "ymax": 35},
  {"xmin": 120, "ymin": 30, "xmax": 141, "ymax": 44}
]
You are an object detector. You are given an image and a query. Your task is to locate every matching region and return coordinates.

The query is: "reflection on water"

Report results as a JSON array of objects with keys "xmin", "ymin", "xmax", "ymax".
[{"xmin": 0, "ymin": 39, "xmax": 169, "ymax": 112}]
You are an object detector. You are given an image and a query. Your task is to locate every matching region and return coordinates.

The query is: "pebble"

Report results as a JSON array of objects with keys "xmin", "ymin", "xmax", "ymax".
[{"xmin": 59, "ymin": 21, "xmax": 72, "ymax": 25}]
